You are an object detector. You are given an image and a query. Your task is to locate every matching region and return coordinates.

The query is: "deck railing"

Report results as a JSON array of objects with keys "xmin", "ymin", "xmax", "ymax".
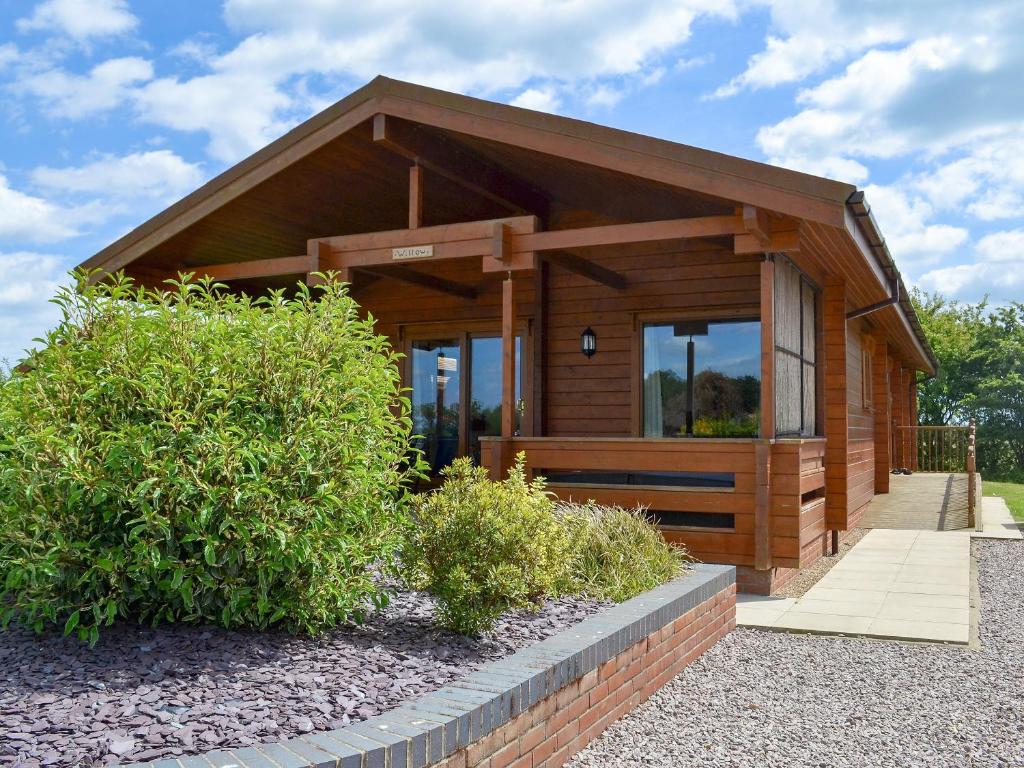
[
  {"xmin": 894, "ymin": 420, "xmax": 977, "ymax": 526},
  {"xmin": 895, "ymin": 424, "xmax": 970, "ymax": 472}
]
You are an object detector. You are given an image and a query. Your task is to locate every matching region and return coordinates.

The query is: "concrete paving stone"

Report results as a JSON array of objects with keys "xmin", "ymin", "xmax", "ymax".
[
  {"xmin": 866, "ymin": 618, "xmax": 969, "ymax": 644},
  {"xmin": 880, "ymin": 592, "xmax": 965, "ymax": 610},
  {"xmin": 773, "ymin": 611, "xmax": 874, "ymax": 635},
  {"xmin": 830, "ymin": 560, "xmax": 903, "ymax": 574},
  {"xmin": 800, "ymin": 587, "xmax": 887, "ymax": 604},
  {"xmin": 784, "ymin": 598, "xmax": 879, "ymax": 618},
  {"xmin": 889, "ymin": 580, "xmax": 970, "ymax": 597},
  {"xmin": 876, "ymin": 602, "xmax": 970, "ymax": 625},
  {"xmin": 894, "ymin": 566, "xmax": 969, "ymax": 585}
]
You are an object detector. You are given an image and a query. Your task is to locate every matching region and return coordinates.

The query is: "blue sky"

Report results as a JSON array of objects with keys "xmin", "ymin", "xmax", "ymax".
[{"xmin": 1, "ymin": 0, "xmax": 1022, "ymax": 363}]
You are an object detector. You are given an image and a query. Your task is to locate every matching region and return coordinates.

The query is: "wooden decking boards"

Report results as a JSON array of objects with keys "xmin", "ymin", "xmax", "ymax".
[{"xmin": 860, "ymin": 473, "xmax": 971, "ymax": 531}]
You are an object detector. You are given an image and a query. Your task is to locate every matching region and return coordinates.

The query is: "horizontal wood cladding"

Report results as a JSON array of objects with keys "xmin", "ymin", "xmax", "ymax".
[
  {"xmin": 483, "ymin": 436, "xmax": 760, "ymax": 566},
  {"xmin": 545, "ymin": 244, "xmax": 759, "ymax": 437}
]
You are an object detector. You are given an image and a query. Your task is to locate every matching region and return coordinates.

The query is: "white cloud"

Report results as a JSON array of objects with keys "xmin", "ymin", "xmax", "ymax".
[
  {"xmin": 0, "ymin": 251, "xmax": 67, "ymax": 365},
  {"xmin": 510, "ymin": 87, "xmax": 560, "ymax": 113},
  {"xmin": 864, "ymin": 183, "xmax": 969, "ymax": 269},
  {"xmin": 122, "ymin": 0, "xmax": 739, "ymax": 161},
  {"xmin": 916, "ymin": 229, "xmax": 1024, "ymax": 300},
  {"xmin": 715, "ymin": 0, "xmax": 1018, "ymax": 98},
  {"xmin": 0, "ymin": 44, "xmax": 18, "ymax": 69},
  {"xmin": 17, "ymin": 0, "xmax": 138, "ymax": 41},
  {"xmin": 31, "ymin": 150, "xmax": 205, "ymax": 202},
  {"xmin": 20, "ymin": 57, "xmax": 153, "ymax": 119},
  {"xmin": 0, "ymin": 174, "xmax": 78, "ymax": 244}
]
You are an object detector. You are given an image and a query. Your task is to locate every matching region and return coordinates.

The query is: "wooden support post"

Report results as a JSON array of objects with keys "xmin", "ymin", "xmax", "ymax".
[
  {"xmin": 909, "ymin": 377, "xmax": 919, "ymax": 471},
  {"xmin": 759, "ymin": 256, "xmax": 776, "ymax": 439},
  {"xmin": 531, "ymin": 261, "xmax": 547, "ymax": 438},
  {"xmin": 872, "ymin": 335, "xmax": 891, "ymax": 493},
  {"xmin": 823, "ymin": 277, "xmax": 849, "ymax": 530},
  {"xmin": 502, "ymin": 276, "xmax": 517, "ymax": 439},
  {"xmin": 408, "ymin": 164, "xmax": 422, "ymax": 229},
  {"xmin": 754, "ymin": 440, "xmax": 772, "ymax": 571},
  {"xmin": 967, "ymin": 419, "xmax": 977, "ymax": 529}
]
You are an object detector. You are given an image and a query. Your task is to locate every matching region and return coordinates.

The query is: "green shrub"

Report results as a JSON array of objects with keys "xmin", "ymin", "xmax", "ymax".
[
  {"xmin": 558, "ymin": 502, "xmax": 691, "ymax": 602},
  {"xmin": 0, "ymin": 271, "xmax": 416, "ymax": 643},
  {"xmin": 401, "ymin": 455, "xmax": 569, "ymax": 635}
]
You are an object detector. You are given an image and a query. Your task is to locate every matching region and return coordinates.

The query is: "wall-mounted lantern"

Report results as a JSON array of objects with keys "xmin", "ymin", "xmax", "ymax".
[{"xmin": 580, "ymin": 326, "xmax": 597, "ymax": 358}]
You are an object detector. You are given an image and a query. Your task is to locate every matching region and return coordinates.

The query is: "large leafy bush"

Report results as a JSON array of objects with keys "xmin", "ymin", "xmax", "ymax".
[
  {"xmin": 401, "ymin": 455, "xmax": 569, "ymax": 635},
  {"xmin": 558, "ymin": 502, "xmax": 691, "ymax": 602},
  {"xmin": 0, "ymin": 272, "xmax": 415, "ymax": 643}
]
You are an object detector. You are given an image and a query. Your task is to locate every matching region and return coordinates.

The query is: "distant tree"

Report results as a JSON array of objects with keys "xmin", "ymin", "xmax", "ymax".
[
  {"xmin": 911, "ymin": 289, "xmax": 985, "ymax": 426},
  {"xmin": 911, "ymin": 289, "xmax": 1024, "ymax": 479},
  {"xmin": 975, "ymin": 303, "xmax": 1024, "ymax": 474}
]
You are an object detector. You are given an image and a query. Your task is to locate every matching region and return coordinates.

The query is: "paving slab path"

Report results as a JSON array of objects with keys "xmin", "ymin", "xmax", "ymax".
[
  {"xmin": 974, "ymin": 495, "xmax": 1023, "ymax": 540},
  {"xmin": 737, "ymin": 528, "xmax": 971, "ymax": 643}
]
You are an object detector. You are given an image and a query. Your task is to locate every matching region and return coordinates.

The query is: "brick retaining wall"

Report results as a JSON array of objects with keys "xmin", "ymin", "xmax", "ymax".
[{"xmin": 125, "ymin": 564, "xmax": 735, "ymax": 768}]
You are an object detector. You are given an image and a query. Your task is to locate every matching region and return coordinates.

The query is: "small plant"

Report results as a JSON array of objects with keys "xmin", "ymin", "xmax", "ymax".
[
  {"xmin": 0, "ymin": 271, "xmax": 416, "ymax": 643},
  {"xmin": 401, "ymin": 454, "xmax": 569, "ymax": 635},
  {"xmin": 557, "ymin": 502, "xmax": 690, "ymax": 602}
]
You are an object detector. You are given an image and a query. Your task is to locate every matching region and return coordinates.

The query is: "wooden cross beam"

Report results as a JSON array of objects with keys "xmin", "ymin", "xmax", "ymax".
[
  {"xmin": 543, "ymin": 250, "xmax": 627, "ymax": 290},
  {"xmin": 734, "ymin": 206, "xmax": 800, "ymax": 255},
  {"xmin": 373, "ymin": 114, "xmax": 549, "ymax": 219},
  {"xmin": 360, "ymin": 265, "xmax": 477, "ymax": 300}
]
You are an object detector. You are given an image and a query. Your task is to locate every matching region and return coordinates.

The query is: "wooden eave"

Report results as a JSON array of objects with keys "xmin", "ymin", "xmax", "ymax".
[{"xmin": 76, "ymin": 75, "xmax": 934, "ymax": 373}]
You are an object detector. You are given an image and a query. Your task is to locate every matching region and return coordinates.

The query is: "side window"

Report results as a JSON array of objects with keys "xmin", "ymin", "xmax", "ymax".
[{"xmin": 861, "ymin": 335, "xmax": 874, "ymax": 410}]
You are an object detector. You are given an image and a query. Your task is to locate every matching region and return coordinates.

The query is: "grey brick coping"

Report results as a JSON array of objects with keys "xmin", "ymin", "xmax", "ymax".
[{"xmin": 122, "ymin": 564, "xmax": 735, "ymax": 768}]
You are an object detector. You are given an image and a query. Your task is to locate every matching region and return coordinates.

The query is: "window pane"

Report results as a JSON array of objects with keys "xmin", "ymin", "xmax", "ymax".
[
  {"xmin": 411, "ymin": 339, "xmax": 460, "ymax": 476},
  {"xmin": 468, "ymin": 336, "xmax": 521, "ymax": 464},
  {"xmin": 643, "ymin": 321, "xmax": 761, "ymax": 438}
]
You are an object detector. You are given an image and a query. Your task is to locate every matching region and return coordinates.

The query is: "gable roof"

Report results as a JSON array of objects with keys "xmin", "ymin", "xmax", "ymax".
[{"xmin": 77, "ymin": 75, "xmax": 935, "ymax": 372}]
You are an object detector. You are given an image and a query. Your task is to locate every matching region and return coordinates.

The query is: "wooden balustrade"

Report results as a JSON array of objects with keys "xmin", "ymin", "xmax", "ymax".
[
  {"xmin": 894, "ymin": 425, "xmax": 971, "ymax": 473},
  {"xmin": 479, "ymin": 435, "xmax": 827, "ymax": 572}
]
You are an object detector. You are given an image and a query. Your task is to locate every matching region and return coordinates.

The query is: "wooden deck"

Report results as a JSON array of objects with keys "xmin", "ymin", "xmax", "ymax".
[{"xmin": 859, "ymin": 473, "xmax": 970, "ymax": 531}]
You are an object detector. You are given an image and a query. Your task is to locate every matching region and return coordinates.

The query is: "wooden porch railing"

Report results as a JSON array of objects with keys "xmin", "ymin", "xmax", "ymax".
[
  {"xmin": 479, "ymin": 435, "xmax": 827, "ymax": 572},
  {"xmin": 894, "ymin": 420, "xmax": 977, "ymax": 526}
]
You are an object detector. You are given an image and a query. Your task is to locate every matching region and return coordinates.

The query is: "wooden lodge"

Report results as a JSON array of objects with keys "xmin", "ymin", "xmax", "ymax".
[{"xmin": 79, "ymin": 77, "xmax": 937, "ymax": 594}]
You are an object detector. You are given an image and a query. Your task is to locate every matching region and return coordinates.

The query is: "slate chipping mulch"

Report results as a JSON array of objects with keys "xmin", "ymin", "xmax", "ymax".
[
  {"xmin": 569, "ymin": 539, "xmax": 1024, "ymax": 768},
  {"xmin": 0, "ymin": 589, "xmax": 608, "ymax": 767}
]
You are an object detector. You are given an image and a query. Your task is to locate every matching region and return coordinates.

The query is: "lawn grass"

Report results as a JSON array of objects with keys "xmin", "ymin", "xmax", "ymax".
[{"xmin": 984, "ymin": 481, "xmax": 1024, "ymax": 521}]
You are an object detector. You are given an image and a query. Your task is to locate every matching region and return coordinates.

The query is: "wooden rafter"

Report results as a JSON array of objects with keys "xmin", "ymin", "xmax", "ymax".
[
  {"xmin": 543, "ymin": 250, "xmax": 627, "ymax": 290},
  {"xmin": 373, "ymin": 113, "xmax": 549, "ymax": 219},
  {"xmin": 360, "ymin": 265, "xmax": 477, "ymax": 300}
]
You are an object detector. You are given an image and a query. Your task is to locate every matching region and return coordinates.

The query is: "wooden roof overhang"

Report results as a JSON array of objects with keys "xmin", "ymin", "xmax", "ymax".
[{"xmin": 77, "ymin": 76, "xmax": 936, "ymax": 374}]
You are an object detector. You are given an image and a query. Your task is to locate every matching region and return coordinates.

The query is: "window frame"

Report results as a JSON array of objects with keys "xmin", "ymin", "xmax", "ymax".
[{"xmin": 633, "ymin": 309, "xmax": 762, "ymax": 439}]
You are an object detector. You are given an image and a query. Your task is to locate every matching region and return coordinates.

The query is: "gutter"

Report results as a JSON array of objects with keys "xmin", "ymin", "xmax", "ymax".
[{"xmin": 845, "ymin": 191, "xmax": 939, "ymax": 373}]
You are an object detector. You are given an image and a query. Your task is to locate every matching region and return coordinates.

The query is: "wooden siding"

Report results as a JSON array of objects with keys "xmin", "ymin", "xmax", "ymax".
[
  {"xmin": 543, "ymin": 243, "xmax": 760, "ymax": 437},
  {"xmin": 846, "ymin": 318, "xmax": 875, "ymax": 527}
]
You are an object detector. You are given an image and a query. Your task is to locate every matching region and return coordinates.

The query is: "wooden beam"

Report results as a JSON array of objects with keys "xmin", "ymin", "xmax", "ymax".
[
  {"xmin": 492, "ymin": 222, "xmax": 512, "ymax": 264},
  {"xmin": 408, "ymin": 164, "xmax": 422, "ymax": 229},
  {"xmin": 759, "ymin": 256, "xmax": 776, "ymax": 439},
  {"xmin": 544, "ymin": 250, "xmax": 627, "ymax": 290},
  {"xmin": 373, "ymin": 113, "xmax": 548, "ymax": 218},
  {"xmin": 742, "ymin": 205, "xmax": 772, "ymax": 247},
  {"xmin": 180, "ymin": 255, "xmax": 313, "ymax": 282},
  {"xmin": 174, "ymin": 214, "xmax": 737, "ymax": 286},
  {"xmin": 360, "ymin": 265, "xmax": 477, "ymax": 300},
  {"xmin": 502, "ymin": 277, "xmax": 517, "ymax": 438},
  {"xmin": 306, "ymin": 240, "xmax": 331, "ymax": 286},
  {"xmin": 519, "ymin": 215, "xmax": 739, "ymax": 252}
]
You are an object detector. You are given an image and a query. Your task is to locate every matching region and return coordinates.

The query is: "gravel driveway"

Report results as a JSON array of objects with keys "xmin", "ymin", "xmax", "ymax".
[{"xmin": 569, "ymin": 539, "xmax": 1024, "ymax": 768}]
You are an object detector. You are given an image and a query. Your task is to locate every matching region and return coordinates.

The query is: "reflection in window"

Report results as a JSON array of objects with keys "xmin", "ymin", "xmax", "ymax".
[
  {"xmin": 410, "ymin": 339, "xmax": 460, "ymax": 476},
  {"xmin": 468, "ymin": 336, "xmax": 521, "ymax": 464},
  {"xmin": 643, "ymin": 321, "xmax": 760, "ymax": 438}
]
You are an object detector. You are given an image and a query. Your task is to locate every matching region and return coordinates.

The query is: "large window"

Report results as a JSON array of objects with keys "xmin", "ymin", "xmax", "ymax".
[{"xmin": 642, "ymin": 320, "xmax": 761, "ymax": 438}]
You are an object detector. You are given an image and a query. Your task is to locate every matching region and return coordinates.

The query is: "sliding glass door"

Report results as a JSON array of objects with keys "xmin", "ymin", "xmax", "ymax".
[{"xmin": 409, "ymin": 332, "xmax": 523, "ymax": 477}]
